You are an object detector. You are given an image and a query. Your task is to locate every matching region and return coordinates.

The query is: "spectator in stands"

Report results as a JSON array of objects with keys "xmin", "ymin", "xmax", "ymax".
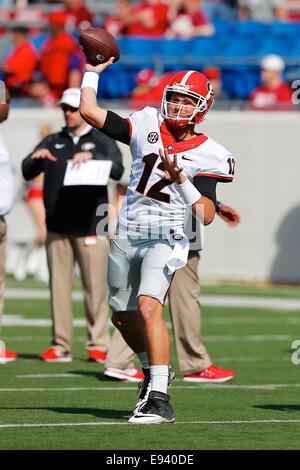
[
  {"xmin": 29, "ymin": 79, "xmax": 58, "ymax": 108},
  {"xmin": 285, "ymin": 0, "xmax": 300, "ymax": 20},
  {"xmin": 0, "ymin": 86, "xmax": 17, "ymax": 363},
  {"xmin": 63, "ymin": 0, "xmax": 94, "ymax": 33},
  {"xmin": 103, "ymin": 0, "xmax": 131, "ymax": 37},
  {"xmin": 68, "ymin": 48, "xmax": 85, "ymax": 88},
  {"xmin": 249, "ymin": 54, "xmax": 293, "ymax": 111},
  {"xmin": 38, "ymin": 11, "xmax": 77, "ymax": 99},
  {"xmin": 2, "ymin": 26, "xmax": 37, "ymax": 96},
  {"xmin": 117, "ymin": 0, "xmax": 169, "ymax": 37},
  {"xmin": 30, "ymin": 47, "xmax": 84, "ymax": 108},
  {"xmin": 131, "ymin": 68, "xmax": 159, "ymax": 97},
  {"xmin": 167, "ymin": 0, "xmax": 215, "ymax": 38},
  {"xmin": 238, "ymin": 0, "xmax": 287, "ymax": 22},
  {"xmin": 202, "ymin": 66, "xmax": 229, "ymax": 100},
  {"xmin": 129, "ymin": 68, "xmax": 175, "ymax": 108},
  {"xmin": 204, "ymin": 0, "xmax": 238, "ymax": 21}
]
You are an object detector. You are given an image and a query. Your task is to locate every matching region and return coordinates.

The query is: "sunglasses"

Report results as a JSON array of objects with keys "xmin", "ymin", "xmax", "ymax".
[{"xmin": 61, "ymin": 104, "xmax": 79, "ymax": 113}]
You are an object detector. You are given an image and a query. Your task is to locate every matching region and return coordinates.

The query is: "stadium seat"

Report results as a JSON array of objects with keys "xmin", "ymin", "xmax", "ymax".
[
  {"xmin": 30, "ymin": 33, "xmax": 48, "ymax": 52},
  {"xmin": 160, "ymin": 38, "xmax": 190, "ymax": 69},
  {"xmin": 269, "ymin": 21, "xmax": 300, "ymax": 40},
  {"xmin": 100, "ymin": 65, "xmax": 134, "ymax": 98},
  {"xmin": 212, "ymin": 20, "xmax": 234, "ymax": 39},
  {"xmin": 222, "ymin": 66, "xmax": 260, "ymax": 99},
  {"xmin": 223, "ymin": 38, "xmax": 259, "ymax": 64},
  {"xmin": 233, "ymin": 21, "xmax": 270, "ymax": 39},
  {"xmin": 257, "ymin": 38, "xmax": 294, "ymax": 58},
  {"xmin": 121, "ymin": 37, "xmax": 162, "ymax": 68},
  {"xmin": 190, "ymin": 37, "xmax": 224, "ymax": 65}
]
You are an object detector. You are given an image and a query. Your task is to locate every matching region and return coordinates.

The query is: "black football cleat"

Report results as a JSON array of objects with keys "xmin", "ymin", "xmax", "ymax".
[{"xmin": 129, "ymin": 390, "xmax": 175, "ymax": 424}]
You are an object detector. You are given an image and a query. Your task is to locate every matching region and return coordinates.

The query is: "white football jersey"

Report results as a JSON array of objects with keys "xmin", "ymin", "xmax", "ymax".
[{"xmin": 119, "ymin": 107, "xmax": 234, "ymax": 235}]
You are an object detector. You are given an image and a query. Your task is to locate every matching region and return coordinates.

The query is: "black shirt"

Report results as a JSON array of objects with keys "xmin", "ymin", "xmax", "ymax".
[{"xmin": 22, "ymin": 126, "xmax": 124, "ymax": 236}]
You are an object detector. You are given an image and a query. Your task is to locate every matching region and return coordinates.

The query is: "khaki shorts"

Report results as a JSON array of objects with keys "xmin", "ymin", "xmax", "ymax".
[{"xmin": 108, "ymin": 224, "xmax": 174, "ymax": 312}]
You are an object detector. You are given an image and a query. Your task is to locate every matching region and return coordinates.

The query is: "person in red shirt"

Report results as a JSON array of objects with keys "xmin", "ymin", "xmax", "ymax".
[
  {"xmin": 167, "ymin": 0, "xmax": 215, "ymax": 38},
  {"xmin": 129, "ymin": 69, "xmax": 175, "ymax": 108},
  {"xmin": 104, "ymin": 0, "xmax": 131, "ymax": 37},
  {"xmin": 39, "ymin": 11, "xmax": 77, "ymax": 99},
  {"xmin": 249, "ymin": 54, "xmax": 293, "ymax": 111},
  {"xmin": 3, "ymin": 26, "xmax": 37, "ymax": 96},
  {"xmin": 63, "ymin": 0, "xmax": 94, "ymax": 32},
  {"xmin": 119, "ymin": 0, "xmax": 169, "ymax": 37}
]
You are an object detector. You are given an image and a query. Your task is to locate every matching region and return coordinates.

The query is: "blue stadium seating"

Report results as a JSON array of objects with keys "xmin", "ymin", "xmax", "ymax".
[
  {"xmin": 212, "ymin": 20, "xmax": 235, "ymax": 39},
  {"xmin": 257, "ymin": 37, "xmax": 294, "ymax": 58},
  {"xmin": 160, "ymin": 38, "xmax": 190, "ymax": 68},
  {"xmin": 30, "ymin": 33, "xmax": 48, "ymax": 52},
  {"xmin": 25, "ymin": 20, "xmax": 300, "ymax": 101},
  {"xmin": 223, "ymin": 38, "xmax": 259, "ymax": 64},
  {"xmin": 99, "ymin": 65, "xmax": 136, "ymax": 98},
  {"xmin": 232, "ymin": 21, "xmax": 270, "ymax": 39},
  {"xmin": 190, "ymin": 37, "xmax": 224, "ymax": 64},
  {"xmin": 269, "ymin": 21, "xmax": 300, "ymax": 40},
  {"xmin": 119, "ymin": 37, "xmax": 162, "ymax": 68},
  {"xmin": 222, "ymin": 66, "xmax": 260, "ymax": 99}
]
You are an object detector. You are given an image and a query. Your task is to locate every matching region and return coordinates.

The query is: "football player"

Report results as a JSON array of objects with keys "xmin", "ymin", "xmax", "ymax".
[{"xmin": 80, "ymin": 59, "xmax": 235, "ymax": 424}]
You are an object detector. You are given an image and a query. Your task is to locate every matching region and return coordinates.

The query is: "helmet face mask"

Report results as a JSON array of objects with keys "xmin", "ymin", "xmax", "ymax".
[{"xmin": 161, "ymin": 70, "xmax": 214, "ymax": 130}]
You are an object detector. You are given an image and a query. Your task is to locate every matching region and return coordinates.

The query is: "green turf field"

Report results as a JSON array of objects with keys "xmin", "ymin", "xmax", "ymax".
[{"xmin": 1, "ymin": 279, "xmax": 300, "ymax": 450}]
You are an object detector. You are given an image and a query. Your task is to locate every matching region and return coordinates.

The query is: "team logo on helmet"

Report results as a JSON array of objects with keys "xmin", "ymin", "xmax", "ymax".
[{"xmin": 147, "ymin": 132, "xmax": 159, "ymax": 143}]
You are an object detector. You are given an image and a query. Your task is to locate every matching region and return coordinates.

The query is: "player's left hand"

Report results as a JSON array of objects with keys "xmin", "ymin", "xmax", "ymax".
[
  {"xmin": 159, "ymin": 148, "xmax": 185, "ymax": 183},
  {"xmin": 72, "ymin": 151, "xmax": 93, "ymax": 166}
]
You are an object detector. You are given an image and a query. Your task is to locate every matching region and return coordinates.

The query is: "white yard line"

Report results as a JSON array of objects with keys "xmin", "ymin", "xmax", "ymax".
[
  {"xmin": 0, "ymin": 317, "xmax": 296, "ymax": 343},
  {"xmin": 1, "ymin": 419, "xmax": 300, "ymax": 429},
  {"xmin": 1, "ymin": 384, "xmax": 300, "ymax": 392},
  {"xmin": 5, "ymin": 288, "xmax": 300, "ymax": 311}
]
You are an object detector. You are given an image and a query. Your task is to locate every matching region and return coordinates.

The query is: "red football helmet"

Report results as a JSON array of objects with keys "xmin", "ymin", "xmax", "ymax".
[{"xmin": 161, "ymin": 70, "xmax": 214, "ymax": 129}]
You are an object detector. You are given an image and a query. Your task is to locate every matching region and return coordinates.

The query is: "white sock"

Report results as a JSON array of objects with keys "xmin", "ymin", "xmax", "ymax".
[
  {"xmin": 137, "ymin": 352, "xmax": 150, "ymax": 370},
  {"xmin": 150, "ymin": 365, "xmax": 169, "ymax": 394}
]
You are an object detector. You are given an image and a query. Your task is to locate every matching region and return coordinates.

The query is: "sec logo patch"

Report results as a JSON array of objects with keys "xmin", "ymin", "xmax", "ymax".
[{"xmin": 147, "ymin": 132, "xmax": 159, "ymax": 144}]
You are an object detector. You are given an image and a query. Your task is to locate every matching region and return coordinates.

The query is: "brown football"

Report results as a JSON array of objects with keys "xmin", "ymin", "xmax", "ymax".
[{"xmin": 79, "ymin": 28, "xmax": 120, "ymax": 66}]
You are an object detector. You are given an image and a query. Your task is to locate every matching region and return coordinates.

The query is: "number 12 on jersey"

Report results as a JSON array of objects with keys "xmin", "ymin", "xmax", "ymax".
[{"xmin": 136, "ymin": 153, "xmax": 173, "ymax": 203}]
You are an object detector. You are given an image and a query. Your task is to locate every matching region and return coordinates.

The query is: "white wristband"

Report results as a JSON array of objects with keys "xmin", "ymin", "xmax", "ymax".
[
  {"xmin": 177, "ymin": 178, "xmax": 201, "ymax": 205},
  {"xmin": 81, "ymin": 71, "xmax": 99, "ymax": 93}
]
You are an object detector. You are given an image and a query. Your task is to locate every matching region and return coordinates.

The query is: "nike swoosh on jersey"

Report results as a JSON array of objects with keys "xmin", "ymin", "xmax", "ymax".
[
  {"xmin": 55, "ymin": 143, "xmax": 65, "ymax": 149},
  {"xmin": 182, "ymin": 155, "xmax": 193, "ymax": 161}
]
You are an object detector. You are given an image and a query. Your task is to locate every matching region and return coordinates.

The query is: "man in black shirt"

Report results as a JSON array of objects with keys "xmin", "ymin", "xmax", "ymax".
[{"xmin": 22, "ymin": 88, "xmax": 124, "ymax": 362}]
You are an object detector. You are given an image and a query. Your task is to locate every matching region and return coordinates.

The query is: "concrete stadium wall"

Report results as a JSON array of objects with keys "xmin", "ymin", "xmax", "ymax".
[{"xmin": 2, "ymin": 108, "xmax": 300, "ymax": 283}]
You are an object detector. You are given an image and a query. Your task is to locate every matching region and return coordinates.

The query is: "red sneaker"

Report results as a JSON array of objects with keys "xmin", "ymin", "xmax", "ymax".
[
  {"xmin": 104, "ymin": 367, "xmax": 144, "ymax": 382},
  {"xmin": 183, "ymin": 365, "xmax": 235, "ymax": 383},
  {"xmin": 0, "ymin": 348, "xmax": 18, "ymax": 364},
  {"xmin": 87, "ymin": 349, "xmax": 107, "ymax": 363},
  {"xmin": 40, "ymin": 347, "xmax": 72, "ymax": 363}
]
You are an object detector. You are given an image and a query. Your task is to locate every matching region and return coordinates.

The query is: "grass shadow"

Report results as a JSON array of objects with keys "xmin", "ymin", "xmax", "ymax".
[
  {"xmin": 69, "ymin": 370, "xmax": 119, "ymax": 381},
  {"xmin": 254, "ymin": 404, "xmax": 300, "ymax": 412},
  {"xmin": 17, "ymin": 353, "xmax": 41, "ymax": 360},
  {"xmin": 0, "ymin": 406, "xmax": 130, "ymax": 420}
]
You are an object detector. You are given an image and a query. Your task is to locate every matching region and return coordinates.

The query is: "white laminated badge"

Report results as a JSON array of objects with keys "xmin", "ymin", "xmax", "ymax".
[
  {"xmin": 0, "ymin": 80, "xmax": 6, "ymax": 104},
  {"xmin": 63, "ymin": 160, "xmax": 112, "ymax": 186}
]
